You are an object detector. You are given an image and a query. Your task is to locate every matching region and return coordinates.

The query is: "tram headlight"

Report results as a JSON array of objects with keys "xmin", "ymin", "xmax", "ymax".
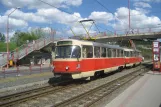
[{"xmin": 66, "ymin": 66, "xmax": 69, "ymax": 70}]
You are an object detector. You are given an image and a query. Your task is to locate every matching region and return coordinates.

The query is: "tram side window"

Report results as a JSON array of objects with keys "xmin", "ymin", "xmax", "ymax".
[
  {"xmin": 131, "ymin": 51, "xmax": 133, "ymax": 57},
  {"xmin": 126, "ymin": 52, "xmax": 129, "ymax": 57},
  {"xmin": 101, "ymin": 47, "xmax": 106, "ymax": 57},
  {"xmin": 117, "ymin": 49, "xmax": 120, "ymax": 57},
  {"xmin": 133, "ymin": 51, "xmax": 135, "ymax": 57},
  {"xmin": 124, "ymin": 51, "xmax": 128, "ymax": 57},
  {"xmin": 136, "ymin": 52, "xmax": 138, "ymax": 57},
  {"xmin": 134, "ymin": 51, "xmax": 136, "ymax": 57},
  {"xmin": 107, "ymin": 48, "xmax": 112, "ymax": 57},
  {"xmin": 130, "ymin": 51, "xmax": 133, "ymax": 57},
  {"xmin": 116, "ymin": 49, "xmax": 118, "ymax": 57},
  {"xmin": 138, "ymin": 52, "xmax": 140, "ymax": 57},
  {"xmin": 117, "ymin": 49, "xmax": 119, "ymax": 57},
  {"xmin": 82, "ymin": 46, "xmax": 93, "ymax": 58},
  {"xmin": 121, "ymin": 50, "xmax": 123, "ymax": 57},
  {"xmin": 119, "ymin": 50, "xmax": 122, "ymax": 57},
  {"xmin": 112, "ymin": 49, "xmax": 116, "ymax": 57},
  {"xmin": 129, "ymin": 52, "xmax": 131, "ymax": 57},
  {"xmin": 94, "ymin": 47, "xmax": 100, "ymax": 58}
]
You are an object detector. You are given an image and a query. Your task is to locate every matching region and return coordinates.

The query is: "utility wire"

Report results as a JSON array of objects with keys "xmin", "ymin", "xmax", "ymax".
[
  {"xmin": 94, "ymin": 0, "xmax": 113, "ymax": 13},
  {"xmin": 38, "ymin": 0, "xmax": 116, "ymax": 35},
  {"xmin": 94, "ymin": 0, "xmax": 161, "ymax": 27},
  {"xmin": 94, "ymin": 0, "xmax": 128, "ymax": 26},
  {"xmin": 38, "ymin": 0, "xmax": 80, "ymax": 18}
]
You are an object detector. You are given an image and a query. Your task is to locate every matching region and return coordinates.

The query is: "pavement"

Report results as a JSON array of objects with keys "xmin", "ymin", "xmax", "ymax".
[
  {"xmin": 105, "ymin": 71, "xmax": 161, "ymax": 107},
  {"xmin": 0, "ymin": 64, "xmax": 52, "ymax": 78},
  {"xmin": 0, "ymin": 65, "xmax": 54, "ymax": 93},
  {"xmin": 0, "ymin": 64, "xmax": 52, "ymax": 72}
]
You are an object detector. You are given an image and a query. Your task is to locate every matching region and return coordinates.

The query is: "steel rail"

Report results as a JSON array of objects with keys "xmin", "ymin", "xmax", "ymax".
[
  {"xmin": 54, "ymin": 64, "xmax": 152, "ymax": 107},
  {"xmin": 0, "ymin": 79, "xmax": 75, "ymax": 107},
  {"xmin": 0, "ymin": 85, "xmax": 52, "ymax": 102},
  {"xmin": 86, "ymin": 65, "xmax": 152, "ymax": 107}
]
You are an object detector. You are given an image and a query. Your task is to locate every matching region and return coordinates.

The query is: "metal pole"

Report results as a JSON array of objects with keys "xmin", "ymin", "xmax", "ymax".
[
  {"xmin": 70, "ymin": 28, "xmax": 77, "ymax": 36},
  {"xmin": 50, "ymin": 27, "xmax": 52, "ymax": 40},
  {"xmin": 114, "ymin": 17, "xmax": 116, "ymax": 36},
  {"xmin": 6, "ymin": 16, "xmax": 9, "ymax": 68},
  {"xmin": 80, "ymin": 23, "xmax": 90, "ymax": 38},
  {"xmin": 6, "ymin": 7, "xmax": 20, "ymax": 68},
  {"xmin": 128, "ymin": 0, "xmax": 131, "ymax": 30}
]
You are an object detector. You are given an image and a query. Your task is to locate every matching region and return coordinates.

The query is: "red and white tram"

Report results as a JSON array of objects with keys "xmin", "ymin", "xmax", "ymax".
[{"xmin": 52, "ymin": 39, "xmax": 142, "ymax": 80}]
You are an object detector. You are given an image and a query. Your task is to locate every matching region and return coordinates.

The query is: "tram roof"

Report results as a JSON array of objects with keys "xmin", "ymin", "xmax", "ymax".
[{"xmin": 57, "ymin": 39, "xmax": 125, "ymax": 49}]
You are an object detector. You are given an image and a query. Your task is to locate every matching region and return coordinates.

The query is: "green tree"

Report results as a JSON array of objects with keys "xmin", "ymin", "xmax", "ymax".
[
  {"xmin": 10, "ymin": 29, "xmax": 45, "ymax": 46},
  {"xmin": 0, "ymin": 32, "xmax": 6, "ymax": 42}
]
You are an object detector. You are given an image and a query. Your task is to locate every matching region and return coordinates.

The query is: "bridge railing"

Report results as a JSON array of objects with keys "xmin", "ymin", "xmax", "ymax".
[
  {"xmin": 0, "ymin": 36, "xmax": 55, "ymax": 67},
  {"xmin": 78, "ymin": 27, "xmax": 161, "ymax": 39},
  {"xmin": 114, "ymin": 27, "xmax": 161, "ymax": 37}
]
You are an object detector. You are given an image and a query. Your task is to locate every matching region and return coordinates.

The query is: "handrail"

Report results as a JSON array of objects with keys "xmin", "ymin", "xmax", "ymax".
[{"xmin": 0, "ymin": 36, "xmax": 56, "ymax": 67}]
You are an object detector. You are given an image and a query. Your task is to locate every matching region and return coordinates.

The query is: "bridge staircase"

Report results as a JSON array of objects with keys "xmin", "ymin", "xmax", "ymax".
[{"xmin": 0, "ymin": 37, "xmax": 56, "ymax": 67}]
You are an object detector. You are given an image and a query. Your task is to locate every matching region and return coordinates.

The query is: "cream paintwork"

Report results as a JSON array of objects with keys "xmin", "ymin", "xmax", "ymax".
[
  {"xmin": 71, "ymin": 66, "xmax": 121, "ymax": 79},
  {"xmin": 126, "ymin": 62, "xmax": 141, "ymax": 67},
  {"xmin": 54, "ymin": 39, "xmax": 141, "ymax": 79},
  {"xmin": 126, "ymin": 63, "xmax": 135, "ymax": 67},
  {"xmin": 54, "ymin": 58, "xmax": 82, "ymax": 61}
]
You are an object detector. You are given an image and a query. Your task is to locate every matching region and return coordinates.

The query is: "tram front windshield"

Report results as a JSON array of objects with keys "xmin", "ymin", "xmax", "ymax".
[{"xmin": 55, "ymin": 45, "xmax": 81, "ymax": 59}]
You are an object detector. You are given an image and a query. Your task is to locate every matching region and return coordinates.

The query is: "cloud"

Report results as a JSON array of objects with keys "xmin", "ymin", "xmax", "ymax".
[
  {"xmin": 135, "ymin": 7, "xmax": 150, "ymax": 14},
  {"xmin": 5, "ymin": 8, "xmax": 48, "ymax": 23},
  {"xmin": 89, "ymin": 11, "xmax": 114, "ymax": 24},
  {"xmin": 65, "ymin": 0, "xmax": 82, "ymax": 7},
  {"xmin": 0, "ymin": 15, "xmax": 28, "ymax": 33},
  {"xmin": 0, "ymin": 15, "xmax": 28, "ymax": 38},
  {"xmin": 1, "ymin": 0, "xmax": 82, "ymax": 9},
  {"xmin": 133, "ymin": 0, "xmax": 160, "ymax": 2},
  {"xmin": 114, "ymin": 7, "xmax": 161, "ymax": 33},
  {"xmin": 37, "ymin": 8, "xmax": 82, "ymax": 25},
  {"xmin": 134, "ymin": 2, "xmax": 151, "ymax": 8}
]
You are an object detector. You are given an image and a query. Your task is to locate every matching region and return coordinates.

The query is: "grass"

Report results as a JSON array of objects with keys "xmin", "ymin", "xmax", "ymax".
[{"xmin": 0, "ymin": 42, "xmax": 17, "ymax": 52}]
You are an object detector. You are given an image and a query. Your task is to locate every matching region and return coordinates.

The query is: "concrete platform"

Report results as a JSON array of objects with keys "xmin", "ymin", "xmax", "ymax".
[{"xmin": 105, "ymin": 71, "xmax": 161, "ymax": 107}]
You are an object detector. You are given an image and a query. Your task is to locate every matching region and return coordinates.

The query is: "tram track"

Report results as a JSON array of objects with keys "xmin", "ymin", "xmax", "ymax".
[
  {"xmin": 54, "ymin": 64, "xmax": 152, "ymax": 107},
  {"xmin": 0, "ymin": 79, "xmax": 76, "ymax": 107},
  {"xmin": 0, "ymin": 62, "xmax": 152, "ymax": 107}
]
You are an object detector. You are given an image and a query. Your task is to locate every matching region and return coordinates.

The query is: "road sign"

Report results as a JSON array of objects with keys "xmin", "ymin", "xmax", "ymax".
[{"xmin": 152, "ymin": 41, "xmax": 160, "ymax": 71}]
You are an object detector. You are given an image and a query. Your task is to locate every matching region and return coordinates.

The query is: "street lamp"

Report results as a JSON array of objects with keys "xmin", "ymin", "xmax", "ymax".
[{"xmin": 6, "ymin": 7, "xmax": 20, "ymax": 68}]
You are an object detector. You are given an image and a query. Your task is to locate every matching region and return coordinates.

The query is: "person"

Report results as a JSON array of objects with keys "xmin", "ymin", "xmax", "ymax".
[
  {"xmin": 142, "ymin": 56, "xmax": 144, "ymax": 62},
  {"xmin": 83, "ymin": 48, "xmax": 87, "ymax": 58},
  {"xmin": 87, "ymin": 52, "xmax": 93, "ymax": 58},
  {"xmin": 33, "ymin": 40, "xmax": 35, "ymax": 44}
]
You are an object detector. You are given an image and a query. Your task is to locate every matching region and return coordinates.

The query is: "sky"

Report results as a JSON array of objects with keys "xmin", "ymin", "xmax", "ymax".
[{"xmin": 0, "ymin": 0, "xmax": 161, "ymax": 38}]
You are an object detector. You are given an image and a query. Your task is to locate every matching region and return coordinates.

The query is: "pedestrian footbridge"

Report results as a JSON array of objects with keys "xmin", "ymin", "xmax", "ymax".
[
  {"xmin": 1, "ymin": 29, "xmax": 161, "ymax": 67},
  {"xmin": 0, "ymin": 37, "xmax": 57, "ymax": 67}
]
